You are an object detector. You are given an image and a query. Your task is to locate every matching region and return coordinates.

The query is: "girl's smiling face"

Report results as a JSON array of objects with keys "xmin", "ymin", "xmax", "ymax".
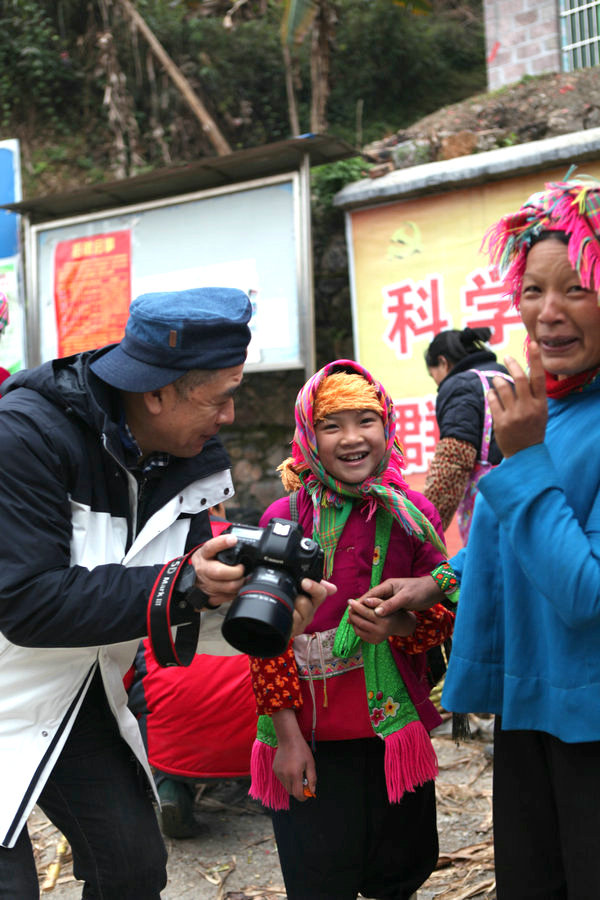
[{"xmin": 315, "ymin": 408, "xmax": 386, "ymax": 484}]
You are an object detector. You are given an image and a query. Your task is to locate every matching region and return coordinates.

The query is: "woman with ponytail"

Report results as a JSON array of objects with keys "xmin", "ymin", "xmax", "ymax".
[{"xmin": 424, "ymin": 325, "xmax": 510, "ymax": 543}]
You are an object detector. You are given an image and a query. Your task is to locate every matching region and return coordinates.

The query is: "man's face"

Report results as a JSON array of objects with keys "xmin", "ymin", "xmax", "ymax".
[{"xmin": 146, "ymin": 364, "xmax": 244, "ymax": 457}]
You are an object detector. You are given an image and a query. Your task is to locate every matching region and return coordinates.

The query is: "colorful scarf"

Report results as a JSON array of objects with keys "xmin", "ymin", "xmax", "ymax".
[
  {"xmin": 481, "ymin": 172, "xmax": 600, "ymax": 308},
  {"xmin": 277, "ymin": 359, "xmax": 446, "ymax": 575}
]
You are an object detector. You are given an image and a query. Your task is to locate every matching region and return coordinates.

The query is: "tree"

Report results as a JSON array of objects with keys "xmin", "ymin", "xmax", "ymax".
[{"xmin": 280, "ymin": 0, "xmax": 433, "ymax": 135}]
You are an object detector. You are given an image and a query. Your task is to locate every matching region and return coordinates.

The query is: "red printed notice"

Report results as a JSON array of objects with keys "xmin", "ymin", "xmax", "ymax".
[{"xmin": 54, "ymin": 231, "xmax": 132, "ymax": 356}]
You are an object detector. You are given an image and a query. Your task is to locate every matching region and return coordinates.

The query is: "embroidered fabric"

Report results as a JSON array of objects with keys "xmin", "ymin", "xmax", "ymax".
[
  {"xmin": 293, "ymin": 621, "xmax": 365, "ymax": 747},
  {"xmin": 293, "ymin": 628, "xmax": 364, "ymax": 680}
]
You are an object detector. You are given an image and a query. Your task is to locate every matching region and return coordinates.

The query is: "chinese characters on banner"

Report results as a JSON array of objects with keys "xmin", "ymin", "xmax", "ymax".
[
  {"xmin": 346, "ymin": 165, "xmax": 600, "ymax": 479},
  {"xmin": 382, "ymin": 267, "xmax": 524, "ymax": 471},
  {"xmin": 54, "ymin": 231, "xmax": 131, "ymax": 357}
]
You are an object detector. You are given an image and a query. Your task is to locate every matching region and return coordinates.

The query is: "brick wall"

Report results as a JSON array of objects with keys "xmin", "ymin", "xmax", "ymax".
[{"xmin": 484, "ymin": 0, "xmax": 561, "ymax": 90}]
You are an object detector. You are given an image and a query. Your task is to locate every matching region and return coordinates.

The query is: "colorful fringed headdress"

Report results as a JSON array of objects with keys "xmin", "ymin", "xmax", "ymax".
[
  {"xmin": 278, "ymin": 359, "xmax": 446, "ymax": 575},
  {"xmin": 482, "ymin": 172, "xmax": 600, "ymax": 307}
]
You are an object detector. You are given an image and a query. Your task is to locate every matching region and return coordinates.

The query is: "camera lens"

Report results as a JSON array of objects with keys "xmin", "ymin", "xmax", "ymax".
[{"xmin": 221, "ymin": 566, "xmax": 296, "ymax": 657}]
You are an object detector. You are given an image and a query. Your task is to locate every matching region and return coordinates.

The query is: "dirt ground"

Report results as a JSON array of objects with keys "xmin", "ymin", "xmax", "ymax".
[{"xmin": 29, "ymin": 714, "xmax": 496, "ymax": 900}]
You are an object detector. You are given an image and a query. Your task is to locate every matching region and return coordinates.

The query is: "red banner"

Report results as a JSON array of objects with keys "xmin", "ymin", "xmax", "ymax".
[{"xmin": 54, "ymin": 231, "xmax": 131, "ymax": 357}]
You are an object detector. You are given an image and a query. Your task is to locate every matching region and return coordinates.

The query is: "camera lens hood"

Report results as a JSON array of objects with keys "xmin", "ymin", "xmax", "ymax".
[{"xmin": 221, "ymin": 567, "xmax": 296, "ymax": 657}]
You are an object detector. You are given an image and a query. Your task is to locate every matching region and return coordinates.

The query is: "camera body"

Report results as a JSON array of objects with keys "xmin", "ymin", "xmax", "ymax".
[{"xmin": 218, "ymin": 517, "xmax": 324, "ymax": 657}]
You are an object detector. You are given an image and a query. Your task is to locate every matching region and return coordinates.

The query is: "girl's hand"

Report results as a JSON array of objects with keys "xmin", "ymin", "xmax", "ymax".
[
  {"xmin": 488, "ymin": 342, "xmax": 547, "ymax": 458},
  {"xmin": 291, "ymin": 579, "xmax": 337, "ymax": 638},
  {"xmin": 348, "ymin": 597, "xmax": 416, "ymax": 643},
  {"xmin": 271, "ymin": 709, "xmax": 316, "ymax": 801}
]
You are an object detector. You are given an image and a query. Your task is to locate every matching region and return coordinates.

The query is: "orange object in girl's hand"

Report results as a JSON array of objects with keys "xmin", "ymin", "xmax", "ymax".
[{"xmin": 302, "ymin": 777, "xmax": 316, "ymax": 798}]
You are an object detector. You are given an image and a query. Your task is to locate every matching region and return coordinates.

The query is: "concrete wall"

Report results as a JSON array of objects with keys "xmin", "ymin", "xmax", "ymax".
[{"xmin": 484, "ymin": 0, "xmax": 561, "ymax": 91}]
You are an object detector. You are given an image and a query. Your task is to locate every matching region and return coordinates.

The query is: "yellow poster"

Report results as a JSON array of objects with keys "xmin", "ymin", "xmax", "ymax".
[{"xmin": 348, "ymin": 163, "xmax": 600, "ymax": 476}]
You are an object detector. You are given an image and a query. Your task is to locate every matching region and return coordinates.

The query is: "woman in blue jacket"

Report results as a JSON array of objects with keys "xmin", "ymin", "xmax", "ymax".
[{"xmin": 364, "ymin": 175, "xmax": 600, "ymax": 899}]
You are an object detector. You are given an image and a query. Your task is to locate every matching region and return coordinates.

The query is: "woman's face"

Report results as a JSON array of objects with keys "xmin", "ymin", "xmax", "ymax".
[
  {"xmin": 520, "ymin": 239, "xmax": 600, "ymax": 378},
  {"xmin": 427, "ymin": 356, "xmax": 451, "ymax": 386}
]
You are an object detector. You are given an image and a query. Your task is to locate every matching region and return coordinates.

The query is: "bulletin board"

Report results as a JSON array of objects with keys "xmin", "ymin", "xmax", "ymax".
[{"xmin": 29, "ymin": 173, "xmax": 309, "ymax": 372}]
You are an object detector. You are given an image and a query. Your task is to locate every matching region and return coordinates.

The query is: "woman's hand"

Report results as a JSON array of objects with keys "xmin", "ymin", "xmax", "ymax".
[
  {"xmin": 488, "ymin": 341, "xmax": 548, "ymax": 458},
  {"xmin": 271, "ymin": 709, "xmax": 316, "ymax": 801},
  {"xmin": 356, "ymin": 575, "xmax": 445, "ymax": 615},
  {"xmin": 347, "ymin": 597, "xmax": 416, "ymax": 643}
]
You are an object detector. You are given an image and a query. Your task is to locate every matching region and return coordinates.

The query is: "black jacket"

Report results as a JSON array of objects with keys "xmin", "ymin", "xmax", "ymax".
[
  {"xmin": 0, "ymin": 347, "xmax": 231, "ymax": 648},
  {"xmin": 435, "ymin": 349, "xmax": 509, "ymax": 465}
]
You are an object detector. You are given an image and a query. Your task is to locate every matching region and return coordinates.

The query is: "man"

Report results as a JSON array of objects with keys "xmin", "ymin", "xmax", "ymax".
[{"xmin": 0, "ymin": 287, "xmax": 330, "ymax": 899}]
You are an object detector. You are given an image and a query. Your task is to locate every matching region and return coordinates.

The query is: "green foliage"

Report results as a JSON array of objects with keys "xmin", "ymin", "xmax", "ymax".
[
  {"xmin": 311, "ymin": 156, "xmax": 371, "ymax": 258},
  {"xmin": 311, "ymin": 156, "xmax": 371, "ymax": 210},
  {"xmin": 180, "ymin": 11, "xmax": 300, "ymax": 149},
  {"xmin": 0, "ymin": 0, "xmax": 486, "ymax": 185},
  {"xmin": 0, "ymin": 0, "xmax": 80, "ymax": 129},
  {"xmin": 104, "ymin": 0, "xmax": 305, "ymax": 157},
  {"xmin": 328, "ymin": 0, "xmax": 486, "ymax": 143}
]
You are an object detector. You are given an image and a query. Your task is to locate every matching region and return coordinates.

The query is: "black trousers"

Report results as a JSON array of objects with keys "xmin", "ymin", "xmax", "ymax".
[
  {"xmin": 0, "ymin": 671, "xmax": 167, "ymax": 899},
  {"xmin": 271, "ymin": 737, "xmax": 438, "ymax": 900},
  {"xmin": 493, "ymin": 716, "xmax": 600, "ymax": 900}
]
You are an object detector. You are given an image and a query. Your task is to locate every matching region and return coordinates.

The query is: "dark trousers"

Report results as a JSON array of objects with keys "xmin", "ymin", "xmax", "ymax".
[
  {"xmin": 271, "ymin": 737, "xmax": 438, "ymax": 900},
  {"xmin": 493, "ymin": 716, "xmax": 600, "ymax": 900},
  {"xmin": 0, "ymin": 672, "xmax": 167, "ymax": 899}
]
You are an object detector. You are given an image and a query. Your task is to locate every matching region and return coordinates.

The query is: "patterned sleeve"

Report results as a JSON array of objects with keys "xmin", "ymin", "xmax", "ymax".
[
  {"xmin": 424, "ymin": 437, "xmax": 477, "ymax": 530},
  {"xmin": 389, "ymin": 602, "xmax": 455, "ymax": 655},
  {"xmin": 248, "ymin": 644, "xmax": 303, "ymax": 716}
]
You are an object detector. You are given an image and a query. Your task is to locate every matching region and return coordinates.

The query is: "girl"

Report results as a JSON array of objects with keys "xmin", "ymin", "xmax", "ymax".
[{"xmin": 248, "ymin": 359, "xmax": 457, "ymax": 900}]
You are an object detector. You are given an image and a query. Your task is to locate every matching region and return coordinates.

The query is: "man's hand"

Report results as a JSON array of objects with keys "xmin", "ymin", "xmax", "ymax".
[
  {"xmin": 189, "ymin": 533, "xmax": 245, "ymax": 607},
  {"xmin": 488, "ymin": 341, "xmax": 547, "ymax": 458},
  {"xmin": 357, "ymin": 575, "xmax": 445, "ymax": 617},
  {"xmin": 347, "ymin": 596, "xmax": 416, "ymax": 643},
  {"xmin": 291, "ymin": 578, "xmax": 336, "ymax": 637}
]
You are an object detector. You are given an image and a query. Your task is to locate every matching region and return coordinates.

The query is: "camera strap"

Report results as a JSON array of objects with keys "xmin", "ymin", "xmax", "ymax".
[{"xmin": 147, "ymin": 549, "xmax": 202, "ymax": 667}]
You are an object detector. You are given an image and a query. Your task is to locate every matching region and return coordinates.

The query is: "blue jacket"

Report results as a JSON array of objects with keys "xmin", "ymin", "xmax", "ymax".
[{"xmin": 442, "ymin": 374, "xmax": 600, "ymax": 742}]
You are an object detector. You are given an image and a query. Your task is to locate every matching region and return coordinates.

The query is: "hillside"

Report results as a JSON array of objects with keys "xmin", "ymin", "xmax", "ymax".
[{"xmin": 362, "ymin": 67, "xmax": 600, "ymax": 172}]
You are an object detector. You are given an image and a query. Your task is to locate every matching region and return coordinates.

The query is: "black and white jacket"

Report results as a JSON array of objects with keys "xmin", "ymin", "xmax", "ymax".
[{"xmin": 0, "ymin": 347, "xmax": 233, "ymax": 847}]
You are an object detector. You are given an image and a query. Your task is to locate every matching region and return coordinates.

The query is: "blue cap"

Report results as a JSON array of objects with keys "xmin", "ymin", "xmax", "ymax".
[{"xmin": 90, "ymin": 287, "xmax": 252, "ymax": 391}]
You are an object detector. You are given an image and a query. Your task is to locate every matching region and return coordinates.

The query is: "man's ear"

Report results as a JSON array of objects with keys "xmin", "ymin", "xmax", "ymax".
[{"xmin": 143, "ymin": 387, "xmax": 165, "ymax": 415}]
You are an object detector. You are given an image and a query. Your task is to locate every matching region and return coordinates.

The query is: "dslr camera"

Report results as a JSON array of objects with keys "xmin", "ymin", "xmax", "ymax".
[{"xmin": 218, "ymin": 517, "xmax": 324, "ymax": 658}]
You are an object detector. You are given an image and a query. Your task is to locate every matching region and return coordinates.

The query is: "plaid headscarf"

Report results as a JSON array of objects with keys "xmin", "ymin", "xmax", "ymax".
[
  {"xmin": 278, "ymin": 359, "xmax": 446, "ymax": 576},
  {"xmin": 482, "ymin": 172, "xmax": 600, "ymax": 307},
  {"xmin": 0, "ymin": 293, "xmax": 9, "ymax": 335}
]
